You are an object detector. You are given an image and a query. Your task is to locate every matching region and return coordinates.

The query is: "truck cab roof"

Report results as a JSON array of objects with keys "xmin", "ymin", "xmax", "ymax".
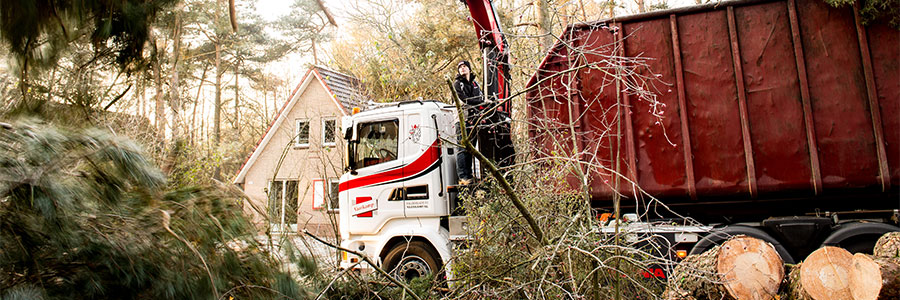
[{"xmin": 352, "ymin": 100, "xmax": 455, "ymax": 119}]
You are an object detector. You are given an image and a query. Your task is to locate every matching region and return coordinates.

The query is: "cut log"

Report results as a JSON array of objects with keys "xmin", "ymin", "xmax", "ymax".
[
  {"xmin": 849, "ymin": 253, "xmax": 900, "ymax": 300},
  {"xmin": 665, "ymin": 235, "xmax": 783, "ymax": 300},
  {"xmin": 716, "ymin": 235, "xmax": 784, "ymax": 300},
  {"xmin": 873, "ymin": 231, "xmax": 900, "ymax": 258},
  {"xmin": 791, "ymin": 246, "xmax": 854, "ymax": 300}
]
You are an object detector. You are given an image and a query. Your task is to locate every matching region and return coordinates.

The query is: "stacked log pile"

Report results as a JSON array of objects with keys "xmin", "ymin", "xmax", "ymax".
[
  {"xmin": 666, "ymin": 232, "xmax": 900, "ymax": 300},
  {"xmin": 787, "ymin": 232, "xmax": 900, "ymax": 300}
]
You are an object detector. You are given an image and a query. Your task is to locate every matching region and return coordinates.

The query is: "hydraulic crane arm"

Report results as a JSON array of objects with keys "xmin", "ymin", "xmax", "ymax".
[{"xmin": 462, "ymin": 0, "xmax": 511, "ymax": 113}]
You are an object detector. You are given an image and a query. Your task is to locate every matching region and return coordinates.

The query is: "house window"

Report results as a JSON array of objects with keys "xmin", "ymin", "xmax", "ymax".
[
  {"xmin": 312, "ymin": 180, "xmax": 325, "ymax": 210},
  {"xmin": 328, "ymin": 178, "xmax": 340, "ymax": 211},
  {"xmin": 295, "ymin": 119, "xmax": 309, "ymax": 147},
  {"xmin": 323, "ymin": 118, "xmax": 336, "ymax": 146},
  {"xmin": 268, "ymin": 180, "xmax": 299, "ymax": 231}
]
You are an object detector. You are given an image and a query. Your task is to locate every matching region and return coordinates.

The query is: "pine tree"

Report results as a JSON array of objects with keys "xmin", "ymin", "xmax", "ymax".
[{"xmin": 0, "ymin": 119, "xmax": 312, "ymax": 299}]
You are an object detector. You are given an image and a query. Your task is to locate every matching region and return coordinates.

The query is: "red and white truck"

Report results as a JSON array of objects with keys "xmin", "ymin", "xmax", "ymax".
[
  {"xmin": 337, "ymin": 100, "xmax": 467, "ymax": 279},
  {"xmin": 335, "ymin": 0, "xmax": 899, "ymax": 280}
]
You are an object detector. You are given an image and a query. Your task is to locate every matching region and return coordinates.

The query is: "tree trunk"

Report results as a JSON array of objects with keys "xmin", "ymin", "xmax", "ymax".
[
  {"xmin": 665, "ymin": 235, "xmax": 783, "ymax": 300},
  {"xmin": 191, "ymin": 66, "xmax": 208, "ymax": 145},
  {"xmin": 152, "ymin": 38, "xmax": 166, "ymax": 142},
  {"xmin": 874, "ymin": 231, "xmax": 900, "ymax": 258},
  {"xmin": 535, "ymin": 0, "xmax": 552, "ymax": 51},
  {"xmin": 169, "ymin": 2, "xmax": 184, "ymax": 139},
  {"xmin": 233, "ymin": 61, "xmax": 240, "ymax": 132},
  {"xmin": 228, "ymin": 0, "xmax": 238, "ymax": 33},
  {"xmin": 214, "ymin": 46, "xmax": 222, "ymax": 145},
  {"xmin": 214, "ymin": 1, "xmax": 223, "ymax": 147},
  {"xmin": 790, "ymin": 246, "xmax": 854, "ymax": 300},
  {"xmin": 849, "ymin": 253, "xmax": 900, "ymax": 300},
  {"xmin": 137, "ymin": 79, "xmax": 144, "ymax": 118},
  {"xmin": 312, "ymin": 38, "xmax": 318, "ymax": 65}
]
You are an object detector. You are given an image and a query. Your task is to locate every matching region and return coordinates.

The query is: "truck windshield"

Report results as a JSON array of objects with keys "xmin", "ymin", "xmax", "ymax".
[{"xmin": 350, "ymin": 119, "xmax": 399, "ymax": 169}]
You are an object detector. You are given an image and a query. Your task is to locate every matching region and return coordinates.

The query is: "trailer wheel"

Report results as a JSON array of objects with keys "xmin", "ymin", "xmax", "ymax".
[
  {"xmin": 821, "ymin": 223, "xmax": 900, "ymax": 254},
  {"xmin": 383, "ymin": 241, "xmax": 442, "ymax": 281}
]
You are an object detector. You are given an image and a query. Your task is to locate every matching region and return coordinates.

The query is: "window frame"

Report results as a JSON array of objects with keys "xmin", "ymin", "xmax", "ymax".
[
  {"xmin": 322, "ymin": 118, "xmax": 336, "ymax": 147},
  {"xmin": 267, "ymin": 179, "xmax": 300, "ymax": 233},
  {"xmin": 294, "ymin": 118, "xmax": 310, "ymax": 148},
  {"xmin": 327, "ymin": 178, "xmax": 340, "ymax": 213},
  {"xmin": 312, "ymin": 179, "xmax": 326, "ymax": 210}
]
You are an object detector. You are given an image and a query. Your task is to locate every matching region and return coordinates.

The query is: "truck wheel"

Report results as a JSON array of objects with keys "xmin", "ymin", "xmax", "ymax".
[{"xmin": 382, "ymin": 241, "xmax": 442, "ymax": 281}]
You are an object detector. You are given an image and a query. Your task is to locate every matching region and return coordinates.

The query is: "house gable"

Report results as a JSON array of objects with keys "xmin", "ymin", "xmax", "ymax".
[{"xmin": 233, "ymin": 68, "xmax": 349, "ymax": 184}]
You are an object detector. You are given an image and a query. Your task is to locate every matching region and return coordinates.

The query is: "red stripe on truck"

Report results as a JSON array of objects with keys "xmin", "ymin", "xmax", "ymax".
[{"xmin": 338, "ymin": 140, "xmax": 441, "ymax": 193}]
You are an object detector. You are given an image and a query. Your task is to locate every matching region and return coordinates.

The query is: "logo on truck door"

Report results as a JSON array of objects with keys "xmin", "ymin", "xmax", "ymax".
[
  {"xmin": 409, "ymin": 124, "xmax": 421, "ymax": 143},
  {"xmin": 352, "ymin": 197, "xmax": 376, "ymax": 217}
]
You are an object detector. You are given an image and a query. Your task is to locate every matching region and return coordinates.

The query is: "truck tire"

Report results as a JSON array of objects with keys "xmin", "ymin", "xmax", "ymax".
[{"xmin": 382, "ymin": 240, "xmax": 442, "ymax": 281}]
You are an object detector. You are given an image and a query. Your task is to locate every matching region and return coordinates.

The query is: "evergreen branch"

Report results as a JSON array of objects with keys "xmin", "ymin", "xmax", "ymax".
[{"xmin": 160, "ymin": 209, "xmax": 219, "ymax": 300}]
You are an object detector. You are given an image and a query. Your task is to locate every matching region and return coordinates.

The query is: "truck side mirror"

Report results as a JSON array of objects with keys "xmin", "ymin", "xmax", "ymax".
[{"xmin": 341, "ymin": 116, "xmax": 354, "ymax": 141}]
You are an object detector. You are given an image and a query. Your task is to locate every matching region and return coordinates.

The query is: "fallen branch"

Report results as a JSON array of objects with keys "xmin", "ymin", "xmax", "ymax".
[
  {"xmin": 447, "ymin": 79, "xmax": 548, "ymax": 247},
  {"xmin": 302, "ymin": 230, "xmax": 423, "ymax": 300}
]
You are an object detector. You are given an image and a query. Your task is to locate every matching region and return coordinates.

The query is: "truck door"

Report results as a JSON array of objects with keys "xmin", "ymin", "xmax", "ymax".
[
  {"xmin": 399, "ymin": 109, "xmax": 450, "ymax": 218},
  {"xmin": 399, "ymin": 112, "xmax": 433, "ymax": 217},
  {"xmin": 344, "ymin": 118, "xmax": 406, "ymax": 235}
]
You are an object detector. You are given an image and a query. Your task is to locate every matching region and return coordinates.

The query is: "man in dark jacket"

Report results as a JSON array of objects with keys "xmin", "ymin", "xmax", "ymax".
[{"xmin": 453, "ymin": 61, "xmax": 484, "ymax": 185}]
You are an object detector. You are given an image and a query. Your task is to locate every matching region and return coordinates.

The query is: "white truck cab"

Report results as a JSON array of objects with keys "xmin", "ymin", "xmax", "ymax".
[{"xmin": 338, "ymin": 100, "xmax": 464, "ymax": 279}]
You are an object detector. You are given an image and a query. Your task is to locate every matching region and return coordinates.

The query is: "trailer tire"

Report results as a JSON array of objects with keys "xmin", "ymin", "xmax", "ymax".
[
  {"xmin": 690, "ymin": 225, "xmax": 795, "ymax": 264},
  {"xmin": 382, "ymin": 240, "xmax": 442, "ymax": 281},
  {"xmin": 821, "ymin": 222, "xmax": 900, "ymax": 254}
]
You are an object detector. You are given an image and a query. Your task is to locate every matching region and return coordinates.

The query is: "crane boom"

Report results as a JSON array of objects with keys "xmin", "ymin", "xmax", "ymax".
[{"xmin": 462, "ymin": 0, "xmax": 510, "ymax": 113}]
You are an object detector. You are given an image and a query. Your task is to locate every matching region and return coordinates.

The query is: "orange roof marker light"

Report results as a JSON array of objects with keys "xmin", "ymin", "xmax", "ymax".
[{"xmin": 352, "ymin": 107, "xmax": 361, "ymax": 115}]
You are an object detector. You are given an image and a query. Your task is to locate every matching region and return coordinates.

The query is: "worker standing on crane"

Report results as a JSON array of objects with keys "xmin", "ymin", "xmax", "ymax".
[{"xmin": 453, "ymin": 60, "xmax": 485, "ymax": 185}]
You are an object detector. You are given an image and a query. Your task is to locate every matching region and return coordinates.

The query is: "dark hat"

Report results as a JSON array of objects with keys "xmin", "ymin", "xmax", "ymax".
[{"xmin": 457, "ymin": 60, "xmax": 471, "ymax": 70}]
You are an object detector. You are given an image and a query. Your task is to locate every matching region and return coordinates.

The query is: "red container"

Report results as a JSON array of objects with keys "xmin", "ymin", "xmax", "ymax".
[{"xmin": 526, "ymin": 0, "xmax": 898, "ymax": 213}]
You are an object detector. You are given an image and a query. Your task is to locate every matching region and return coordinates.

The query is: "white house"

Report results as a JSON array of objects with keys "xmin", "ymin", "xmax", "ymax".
[{"xmin": 233, "ymin": 66, "xmax": 367, "ymax": 238}]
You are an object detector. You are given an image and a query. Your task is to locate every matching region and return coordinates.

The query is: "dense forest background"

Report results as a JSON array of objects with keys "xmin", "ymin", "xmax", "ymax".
[{"xmin": 0, "ymin": 0, "xmax": 685, "ymax": 182}]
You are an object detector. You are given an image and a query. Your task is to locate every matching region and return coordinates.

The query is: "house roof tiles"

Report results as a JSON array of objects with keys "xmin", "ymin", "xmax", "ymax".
[{"xmin": 315, "ymin": 66, "xmax": 367, "ymax": 114}]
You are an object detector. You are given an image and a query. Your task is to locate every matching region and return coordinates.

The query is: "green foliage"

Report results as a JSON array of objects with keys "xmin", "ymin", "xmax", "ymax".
[
  {"xmin": 822, "ymin": 0, "xmax": 899, "ymax": 28},
  {"xmin": 0, "ymin": 120, "xmax": 314, "ymax": 299},
  {"xmin": 0, "ymin": 0, "xmax": 176, "ymax": 70},
  {"xmin": 275, "ymin": 0, "xmax": 335, "ymax": 52},
  {"xmin": 1, "ymin": 285, "xmax": 47, "ymax": 300}
]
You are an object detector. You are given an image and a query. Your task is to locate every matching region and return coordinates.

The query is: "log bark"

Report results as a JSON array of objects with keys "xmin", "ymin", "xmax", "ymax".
[
  {"xmin": 873, "ymin": 231, "xmax": 900, "ymax": 258},
  {"xmin": 790, "ymin": 246, "xmax": 854, "ymax": 300},
  {"xmin": 849, "ymin": 253, "xmax": 900, "ymax": 300},
  {"xmin": 665, "ymin": 235, "xmax": 783, "ymax": 300}
]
